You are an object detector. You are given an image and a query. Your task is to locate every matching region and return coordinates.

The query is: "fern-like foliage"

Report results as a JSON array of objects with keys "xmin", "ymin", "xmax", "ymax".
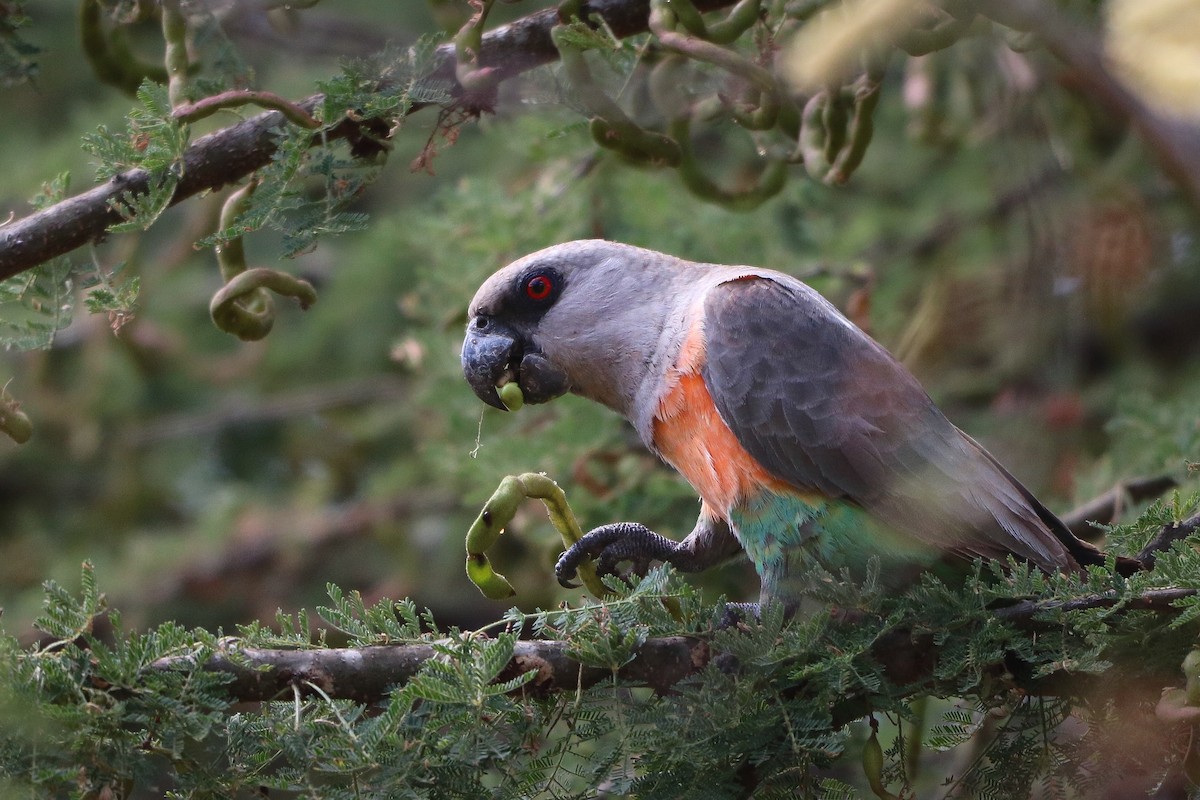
[
  {"xmin": 3, "ymin": 493, "xmax": 1200, "ymax": 799},
  {"xmin": 81, "ymin": 81, "xmax": 187, "ymax": 232}
]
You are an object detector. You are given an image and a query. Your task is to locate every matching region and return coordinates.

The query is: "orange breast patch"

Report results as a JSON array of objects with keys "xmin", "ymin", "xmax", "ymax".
[{"xmin": 652, "ymin": 319, "xmax": 795, "ymax": 516}]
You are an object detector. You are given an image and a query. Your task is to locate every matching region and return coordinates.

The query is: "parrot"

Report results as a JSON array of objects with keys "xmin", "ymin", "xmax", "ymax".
[{"xmin": 461, "ymin": 240, "xmax": 1132, "ymax": 608}]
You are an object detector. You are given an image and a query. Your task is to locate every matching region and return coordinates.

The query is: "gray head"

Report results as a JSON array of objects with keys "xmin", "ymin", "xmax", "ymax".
[{"xmin": 461, "ymin": 240, "xmax": 711, "ymax": 422}]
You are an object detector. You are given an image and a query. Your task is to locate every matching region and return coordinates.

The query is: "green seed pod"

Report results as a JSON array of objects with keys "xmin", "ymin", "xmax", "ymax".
[
  {"xmin": 466, "ymin": 553, "xmax": 516, "ymax": 600},
  {"xmin": 465, "ymin": 475, "xmax": 524, "ymax": 553},
  {"xmin": 498, "ymin": 381, "xmax": 524, "ymax": 411},
  {"xmin": 822, "ymin": 89, "xmax": 849, "ymax": 165},
  {"xmin": 862, "ymin": 721, "xmax": 902, "ymax": 800},
  {"xmin": 589, "ymin": 118, "xmax": 682, "ymax": 168},
  {"xmin": 799, "ymin": 92, "xmax": 831, "ymax": 180},
  {"xmin": 862, "ymin": 727, "xmax": 885, "ymax": 789},
  {"xmin": 0, "ymin": 402, "xmax": 32, "ymax": 444},
  {"xmin": 210, "ymin": 268, "xmax": 316, "ymax": 342},
  {"xmin": 895, "ymin": 13, "xmax": 974, "ymax": 57},
  {"xmin": 1184, "ymin": 648, "xmax": 1200, "ymax": 705},
  {"xmin": 826, "ymin": 76, "xmax": 880, "ymax": 185}
]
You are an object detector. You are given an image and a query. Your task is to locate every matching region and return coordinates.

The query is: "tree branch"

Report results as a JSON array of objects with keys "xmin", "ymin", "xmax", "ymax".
[
  {"xmin": 153, "ymin": 635, "xmax": 711, "ymax": 703},
  {"xmin": 151, "ymin": 509, "xmax": 1200, "ymax": 706},
  {"xmin": 1137, "ymin": 512, "xmax": 1200, "ymax": 570},
  {"xmin": 5, "ymin": 1, "xmax": 1198, "ymax": 281},
  {"xmin": 0, "ymin": 0, "xmax": 737, "ymax": 282},
  {"xmin": 1060, "ymin": 474, "xmax": 1178, "ymax": 540},
  {"xmin": 152, "ymin": 581, "xmax": 1197, "ymax": 706}
]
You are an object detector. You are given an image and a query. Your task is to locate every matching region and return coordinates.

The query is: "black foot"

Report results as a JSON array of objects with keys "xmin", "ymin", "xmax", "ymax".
[
  {"xmin": 555, "ymin": 522, "xmax": 686, "ymax": 589},
  {"xmin": 717, "ymin": 602, "xmax": 761, "ymax": 629}
]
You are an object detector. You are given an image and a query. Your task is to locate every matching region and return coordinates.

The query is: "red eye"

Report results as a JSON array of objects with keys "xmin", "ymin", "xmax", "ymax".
[{"xmin": 525, "ymin": 275, "xmax": 553, "ymax": 301}]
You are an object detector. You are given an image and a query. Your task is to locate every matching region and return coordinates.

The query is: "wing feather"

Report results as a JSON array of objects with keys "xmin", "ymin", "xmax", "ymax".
[{"xmin": 700, "ymin": 276, "xmax": 1085, "ymax": 572}]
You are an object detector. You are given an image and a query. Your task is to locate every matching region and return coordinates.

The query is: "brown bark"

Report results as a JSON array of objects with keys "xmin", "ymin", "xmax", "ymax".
[
  {"xmin": 152, "ymin": 512, "xmax": 1199, "ymax": 706},
  {"xmin": 0, "ymin": 0, "xmax": 738, "ymax": 282},
  {"xmin": 6, "ymin": 2, "xmax": 1200, "ymax": 281}
]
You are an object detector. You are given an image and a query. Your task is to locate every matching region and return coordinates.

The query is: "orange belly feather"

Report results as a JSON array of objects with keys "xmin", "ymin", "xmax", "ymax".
[{"xmin": 651, "ymin": 320, "xmax": 806, "ymax": 516}]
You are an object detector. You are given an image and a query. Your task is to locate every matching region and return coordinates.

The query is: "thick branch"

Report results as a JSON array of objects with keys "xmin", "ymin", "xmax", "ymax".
[
  {"xmin": 154, "ymin": 636, "xmax": 710, "ymax": 703},
  {"xmin": 0, "ymin": 0, "xmax": 736, "ymax": 282},
  {"xmin": 153, "ymin": 583, "xmax": 1196, "ymax": 706},
  {"xmin": 148, "ymin": 511, "xmax": 1200, "ymax": 704}
]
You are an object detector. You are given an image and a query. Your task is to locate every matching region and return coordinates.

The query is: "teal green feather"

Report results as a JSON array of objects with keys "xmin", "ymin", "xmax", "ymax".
[{"xmin": 730, "ymin": 489, "xmax": 942, "ymax": 606}]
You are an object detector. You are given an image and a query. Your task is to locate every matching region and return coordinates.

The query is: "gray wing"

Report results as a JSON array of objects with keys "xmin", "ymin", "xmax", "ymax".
[{"xmin": 700, "ymin": 276, "xmax": 1087, "ymax": 572}]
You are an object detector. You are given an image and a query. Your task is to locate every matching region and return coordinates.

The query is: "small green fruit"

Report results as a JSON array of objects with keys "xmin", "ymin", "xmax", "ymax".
[{"xmin": 498, "ymin": 381, "xmax": 524, "ymax": 411}]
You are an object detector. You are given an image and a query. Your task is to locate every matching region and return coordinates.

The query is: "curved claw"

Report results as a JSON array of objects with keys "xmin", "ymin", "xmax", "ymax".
[
  {"xmin": 554, "ymin": 522, "xmax": 681, "ymax": 589},
  {"xmin": 718, "ymin": 602, "xmax": 761, "ymax": 629}
]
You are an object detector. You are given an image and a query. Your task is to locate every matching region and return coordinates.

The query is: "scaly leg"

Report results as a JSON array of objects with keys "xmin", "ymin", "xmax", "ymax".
[{"xmin": 555, "ymin": 511, "xmax": 743, "ymax": 588}]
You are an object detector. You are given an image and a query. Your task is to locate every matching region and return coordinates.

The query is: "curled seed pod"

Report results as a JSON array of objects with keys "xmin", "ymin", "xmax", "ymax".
[
  {"xmin": 211, "ymin": 285, "xmax": 276, "ymax": 341},
  {"xmin": 669, "ymin": 0, "xmax": 710, "ymax": 38},
  {"xmin": 826, "ymin": 75, "xmax": 880, "ymax": 185},
  {"xmin": 648, "ymin": 54, "xmax": 691, "ymax": 120},
  {"xmin": 589, "ymin": 118, "xmax": 682, "ymax": 167},
  {"xmin": 173, "ymin": 90, "xmax": 320, "ymax": 128},
  {"xmin": 821, "ymin": 87, "xmax": 850, "ymax": 165},
  {"xmin": 465, "ymin": 475, "xmax": 525, "ymax": 553},
  {"xmin": 705, "ymin": 0, "xmax": 762, "ymax": 44},
  {"xmin": 649, "ymin": 1, "xmax": 781, "ymax": 131},
  {"xmin": 466, "ymin": 553, "xmax": 516, "ymax": 599},
  {"xmin": 463, "ymin": 473, "xmax": 609, "ymax": 599},
  {"xmin": 798, "ymin": 91, "xmax": 831, "ymax": 180},
  {"xmin": 553, "ymin": 24, "xmax": 681, "ymax": 168},
  {"xmin": 668, "ymin": 0, "xmax": 761, "ymax": 45},
  {"xmin": 895, "ymin": 11, "xmax": 974, "ymax": 57},
  {"xmin": 210, "ymin": 268, "xmax": 317, "ymax": 341},
  {"xmin": 161, "ymin": 0, "xmax": 190, "ymax": 107},
  {"xmin": 670, "ymin": 116, "xmax": 787, "ymax": 211},
  {"xmin": 216, "ymin": 180, "xmax": 258, "ymax": 282},
  {"xmin": 210, "ymin": 181, "xmax": 317, "ymax": 340},
  {"xmin": 519, "ymin": 474, "xmax": 584, "ymax": 548},
  {"xmin": 79, "ymin": 0, "xmax": 169, "ymax": 97}
]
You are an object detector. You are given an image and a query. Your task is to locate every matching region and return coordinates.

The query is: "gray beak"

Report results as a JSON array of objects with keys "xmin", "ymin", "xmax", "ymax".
[
  {"xmin": 462, "ymin": 318, "xmax": 518, "ymax": 410},
  {"xmin": 462, "ymin": 317, "xmax": 572, "ymax": 410}
]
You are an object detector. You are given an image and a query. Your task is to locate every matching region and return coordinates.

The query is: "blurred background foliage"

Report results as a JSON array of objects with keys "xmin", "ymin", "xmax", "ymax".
[{"xmin": 0, "ymin": 0, "xmax": 1197, "ymax": 642}]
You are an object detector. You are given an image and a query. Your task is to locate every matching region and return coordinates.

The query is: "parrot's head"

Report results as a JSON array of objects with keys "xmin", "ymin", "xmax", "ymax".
[{"xmin": 462, "ymin": 240, "xmax": 694, "ymax": 418}]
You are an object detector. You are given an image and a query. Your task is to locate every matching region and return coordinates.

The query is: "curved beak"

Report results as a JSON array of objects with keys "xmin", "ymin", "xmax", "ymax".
[
  {"xmin": 462, "ymin": 319, "xmax": 519, "ymax": 410},
  {"xmin": 462, "ymin": 318, "xmax": 573, "ymax": 410}
]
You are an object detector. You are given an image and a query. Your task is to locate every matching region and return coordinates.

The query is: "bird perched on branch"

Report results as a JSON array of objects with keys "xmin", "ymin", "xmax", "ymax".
[{"xmin": 462, "ymin": 240, "xmax": 1128, "ymax": 608}]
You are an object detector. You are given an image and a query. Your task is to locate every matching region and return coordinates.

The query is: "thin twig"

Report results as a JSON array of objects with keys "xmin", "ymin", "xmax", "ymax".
[{"xmin": 1061, "ymin": 475, "xmax": 1179, "ymax": 540}]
